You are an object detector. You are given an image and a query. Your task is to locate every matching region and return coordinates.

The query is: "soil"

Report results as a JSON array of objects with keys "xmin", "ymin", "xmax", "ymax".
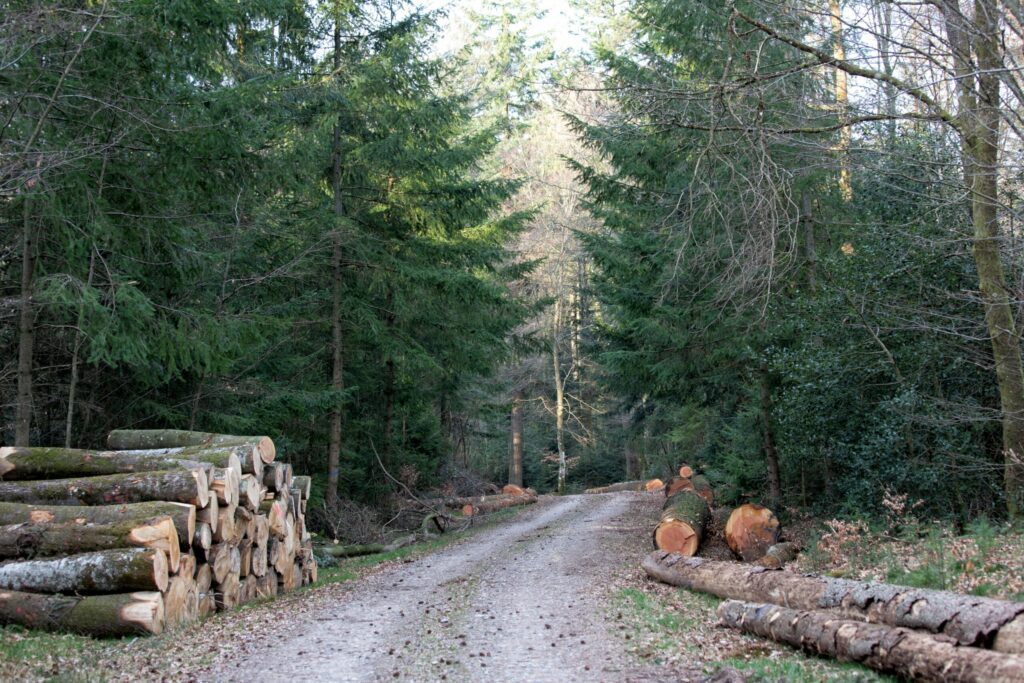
[{"xmin": 203, "ymin": 492, "xmax": 699, "ymax": 682}]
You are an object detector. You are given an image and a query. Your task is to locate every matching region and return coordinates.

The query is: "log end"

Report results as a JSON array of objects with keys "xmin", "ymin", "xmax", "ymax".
[
  {"xmin": 645, "ymin": 478, "xmax": 664, "ymax": 492},
  {"xmin": 679, "ymin": 465, "xmax": 694, "ymax": 478},
  {"xmin": 120, "ymin": 592, "xmax": 166, "ymax": 635},
  {"xmin": 654, "ymin": 520, "xmax": 700, "ymax": 556},
  {"xmin": 257, "ymin": 436, "xmax": 276, "ymax": 464},
  {"xmin": 502, "ymin": 484, "xmax": 526, "ymax": 496},
  {"xmin": 153, "ymin": 548, "xmax": 170, "ymax": 593},
  {"xmin": 725, "ymin": 504, "xmax": 781, "ymax": 562}
]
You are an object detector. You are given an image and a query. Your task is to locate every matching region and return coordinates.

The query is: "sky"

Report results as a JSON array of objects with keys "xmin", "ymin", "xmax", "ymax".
[{"xmin": 420, "ymin": 0, "xmax": 591, "ymax": 56}]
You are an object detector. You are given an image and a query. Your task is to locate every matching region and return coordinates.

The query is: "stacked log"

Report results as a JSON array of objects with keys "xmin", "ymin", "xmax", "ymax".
[{"xmin": 0, "ymin": 429, "xmax": 317, "ymax": 637}]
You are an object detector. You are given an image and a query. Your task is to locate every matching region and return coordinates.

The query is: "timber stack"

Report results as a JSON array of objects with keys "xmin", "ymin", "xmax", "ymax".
[{"xmin": 0, "ymin": 429, "xmax": 317, "ymax": 637}]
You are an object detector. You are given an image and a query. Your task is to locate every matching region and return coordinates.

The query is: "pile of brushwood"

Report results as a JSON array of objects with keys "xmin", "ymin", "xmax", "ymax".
[{"xmin": 0, "ymin": 429, "xmax": 316, "ymax": 637}]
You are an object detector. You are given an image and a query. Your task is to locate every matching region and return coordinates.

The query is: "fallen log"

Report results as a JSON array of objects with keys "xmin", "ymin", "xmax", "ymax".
[
  {"xmin": 664, "ymin": 476, "xmax": 694, "ymax": 497},
  {"xmin": 690, "ymin": 474, "xmax": 714, "ymax": 505},
  {"xmin": 725, "ymin": 503, "xmax": 780, "ymax": 561},
  {"xmin": 0, "ymin": 589, "xmax": 165, "ymax": 637},
  {"xmin": 502, "ymin": 484, "xmax": 526, "ymax": 496},
  {"xmin": 718, "ymin": 600, "xmax": 1024, "ymax": 683},
  {"xmin": 0, "ymin": 503, "xmax": 182, "ymax": 568},
  {"xmin": 0, "ymin": 469, "xmax": 209, "ymax": 508},
  {"xmin": 107, "ymin": 429, "xmax": 275, "ymax": 464},
  {"xmin": 0, "ymin": 446, "xmax": 219, "ymax": 480},
  {"xmin": 679, "ymin": 465, "xmax": 694, "ymax": 478},
  {"xmin": 644, "ymin": 478, "xmax": 665, "ymax": 492},
  {"xmin": 583, "ymin": 481, "xmax": 645, "ymax": 494},
  {"xmin": 0, "ymin": 547, "xmax": 168, "ymax": 594},
  {"xmin": 641, "ymin": 552, "xmax": 1024, "ymax": 655},
  {"xmin": 461, "ymin": 493, "xmax": 537, "ymax": 516},
  {"xmin": 653, "ymin": 491, "xmax": 710, "ymax": 556}
]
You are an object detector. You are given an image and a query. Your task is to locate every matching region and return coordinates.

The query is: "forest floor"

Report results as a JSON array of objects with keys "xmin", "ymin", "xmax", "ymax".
[{"xmin": 2, "ymin": 492, "xmax": 1023, "ymax": 682}]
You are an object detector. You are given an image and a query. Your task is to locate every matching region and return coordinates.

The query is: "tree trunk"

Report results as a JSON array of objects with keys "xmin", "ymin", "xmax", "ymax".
[
  {"xmin": 0, "ymin": 469, "xmax": 209, "ymax": 508},
  {"xmin": 759, "ymin": 371, "xmax": 783, "ymax": 508},
  {"xmin": 830, "ymin": 0, "xmax": 852, "ymax": 201},
  {"xmin": 553, "ymin": 298, "xmax": 567, "ymax": 493},
  {"xmin": 0, "ymin": 547, "xmax": 168, "ymax": 594},
  {"xmin": 0, "ymin": 589, "xmax": 165, "ymax": 637},
  {"xmin": 0, "ymin": 517, "xmax": 179, "ymax": 569},
  {"xmin": 509, "ymin": 389, "xmax": 524, "ymax": 487},
  {"xmin": 641, "ymin": 552, "xmax": 1024, "ymax": 655},
  {"xmin": 725, "ymin": 503, "xmax": 781, "ymax": 561},
  {"xmin": 64, "ymin": 248, "xmax": 95, "ymax": 448},
  {"xmin": 653, "ymin": 491, "xmax": 710, "ymax": 556},
  {"xmin": 15, "ymin": 197, "xmax": 37, "ymax": 446},
  {"xmin": 718, "ymin": 600, "xmax": 1024, "ymax": 683},
  {"xmin": 0, "ymin": 445, "xmax": 235, "ymax": 480},
  {"xmin": 106, "ymin": 430, "xmax": 275, "ymax": 464}
]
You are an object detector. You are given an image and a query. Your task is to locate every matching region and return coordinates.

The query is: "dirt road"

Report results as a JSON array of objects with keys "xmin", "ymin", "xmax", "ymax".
[{"xmin": 213, "ymin": 493, "xmax": 671, "ymax": 682}]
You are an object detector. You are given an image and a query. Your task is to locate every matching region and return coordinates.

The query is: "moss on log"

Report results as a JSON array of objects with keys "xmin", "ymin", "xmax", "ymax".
[
  {"xmin": 653, "ymin": 491, "xmax": 710, "ymax": 556},
  {"xmin": 0, "ymin": 589, "xmax": 164, "ymax": 637},
  {"xmin": 0, "ymin": 446, "xmax": 219, "ymax": 480},
  {"xmin": 0, "ymin": 469, "xmax": 208, "ymax": 507},
  {"xmin": 107, "ymin": 429, "xmax": 275, "ymax": 464}
]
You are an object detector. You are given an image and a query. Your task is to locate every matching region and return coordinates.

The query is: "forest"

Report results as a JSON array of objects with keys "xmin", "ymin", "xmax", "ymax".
[{"xmin": 4, "ymin": 0, "xmax": 1024, "ymax": 537}]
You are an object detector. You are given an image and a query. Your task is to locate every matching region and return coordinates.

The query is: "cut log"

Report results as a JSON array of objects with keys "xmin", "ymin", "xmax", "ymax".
[
  {"xmin": 0, "ymin": 589, "xmax": 165, "ymax": 637},
  {"xmin": 718, "ymin": 600, "xmax": 1024, "ymax": 683},
  {"xmin": 502, "ymin": 484, "xmax": 526, "ymax": 496},
  {"xmin": 193, "ymin": 522, "xmax": 212, "ymax": 552},
  {"xmin": 195, "ymin": 562, "xmax": 212, "ymax": 593},
  {"xmin": 212, "ymin": 506, "xmax": 236, "ymax": 544},
  {"xmin": 262, "ymin": 463, "xmax": 286, "ymax": 492},
  {"xmin": 210, "ymin": 467, "xmax": 239, "ymax": 507},
  {"xmin": 653, "ymin": 491, "xmax": 710, "ymax": 556},
  {"xmin": 239, "ymin": 539, "xmax": 252, "ymax": 578},
  {"xmin": 206, "ymin": 543, "xmax": 234, "ymax": 584},
  {"xmin": 197, "ymin": 591, "xmax": 216, "ymax": 618},
  {"xmin": 0, "ymin": 446, "xmax": 218, "ymax": 480},
  {"xmin": 664, "ymin": 476, "xmax": 694, "ymax": 497},
  {"xmin": 163, "ymin": 574, "xmax": 198, "ymax": 627},
  {"xmin": 690, "ymin": 474, "xmax": 714, "ymax": 505},
  {"xmin": 0, "ymin": 469, "xmax": 209, "ymax": 508},
  {"xmin": 644, "ymin": 478, "xmax": 664, "ymax": 492},
  {"xmin": 0, "ymin": 502, "xmax": 182, "ymax": 568},
  {"xmin": 239, "ymin": 475, "xmax": 262, "ymax": 511},
  {"xmin": 214, "ymin": 572, "xmax": 241, "ymax": 611},
  {"xmin": 584, "ymin": 480, "xmax": 645, "ymax": 494},
  {"xmin": 106, "ymin": 429, "xmax": 275, "ymax": 464},
  {"xmin": 176, "ymin": 553, "xmax": 196, "ymax": 579},
  {"xmin": 197, "ymin": 494, "xmax": 218, "ymax": 534},
  {"xmin": 0, "ymin": 547, "xmax": 168, "ymax": 594},
  {"xmin": 755, "ymin": 542, "xmax": 800, "ymax": 569},
  {"xmin": 291, "ymin": 475, "xmax": 311, "ymax": 500},
  {"xmin": 259, "ymin": 499, "xmax": 288, "ymax": 538},
  {"xmin": 253, "ymin": 514, "xmax": 269, "ymax": 548},
  {"xmin": 235, "ymin": 506, "xmax": 255, "ymax": 543},
  {"xmin": 242, "ymin": 574, "xmax": 258, "ymax": 603},
  {"xmin": 725, "ymin": 503, "xmax": 780, "ymax": 561},
  {"xmin": 461, "ymin": 493, "xmax": 537, "ymax": 516},
  {"xmin": 256, "ymin": 569, "xmax": 278, "ymax": 598},
  {"xmin": 250, "ymin": 542, "xmax": 268, "ymax": 578},
  {"xmin": 679, "ymin": 465, "xmax": 694, "ymax": 478},
  {"xmin": 641, "ymin": 552, "xmax": 1024, "ymax": 655}
]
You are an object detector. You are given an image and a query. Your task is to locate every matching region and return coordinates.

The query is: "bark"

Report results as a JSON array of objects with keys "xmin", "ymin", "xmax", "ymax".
[
  {"xmin": 0, "ymin": 445, "xmax": 236, "ymax": 480},
  {"xmin": 755, "ymin": 541, "xmax": 800, "ymax": 569},
  {"xmin": 326, "ymin": 2, "xmax": 346, "ymax": 512},
  {"xmin": 653, "ymin": 491, "xmax": 710, "ymax": 556},
  {"xmin": 725, "ymin": 504, "xmax": 781, "ymax": 561},
  {"xmin": 718, "ymin": 600, "xmax": 1024, "ymax": 683},
  {"xmin": 509, "ymin": 389, "xmax": 524, "ymax": 488},
  {"xmin": 641, "ymin": 552, "xmax": 1024, "ymax": 655},
  {"xmin": 106, "ymin": 430, "xmax": 275, "ymax": 464},
  {"xmin": 0, "ymin": 469, "xmax": 209, "ymax": 508},
  {"xmin": 0, "ymin": 547, "xmax": 168, "ymax": 594},
  {"xmin": 15, "ymin": 197, "xmax": 36, "ymax": 447},
  {"xmin": 0, "ymin": 589, "xmax": 165, "ymax": 637},
  {"xmin": 0, "ymin": 500, "xmax": 193, "ymax": 552},
  {"xmin": 691, "ymin": 474, "xmax": 714, "ymax": 505},
  {"xmin": 210, "ymin": 467, "xmax": 239, "ymax": 507},
  {"xmin": 665, "ymin": 476, "xmax": 695, "ymax": 497}
]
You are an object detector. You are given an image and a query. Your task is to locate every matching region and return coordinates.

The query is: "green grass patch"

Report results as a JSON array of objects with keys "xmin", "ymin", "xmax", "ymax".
[{"xmin": 719, "ymin": 655, "xmax": 893, "ymax": 682}]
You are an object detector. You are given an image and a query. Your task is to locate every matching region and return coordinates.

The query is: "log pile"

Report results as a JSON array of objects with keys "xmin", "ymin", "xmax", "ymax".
[
  {"xmin": 643, "ymin": 551, "xmax": 1024, "ymax": 682},
  {"xmin": 651, "ymin": 465, "xmax": 788, "ymax": 564},
  {"xmin": 0, "ymin": 429, "xmax": 317, "ymax": 637}
]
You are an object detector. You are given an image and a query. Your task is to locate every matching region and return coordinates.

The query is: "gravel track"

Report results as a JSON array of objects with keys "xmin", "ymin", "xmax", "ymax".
[{"xmin": 216, "ymin": 493, "xmax": 671, "ymax": 683}]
